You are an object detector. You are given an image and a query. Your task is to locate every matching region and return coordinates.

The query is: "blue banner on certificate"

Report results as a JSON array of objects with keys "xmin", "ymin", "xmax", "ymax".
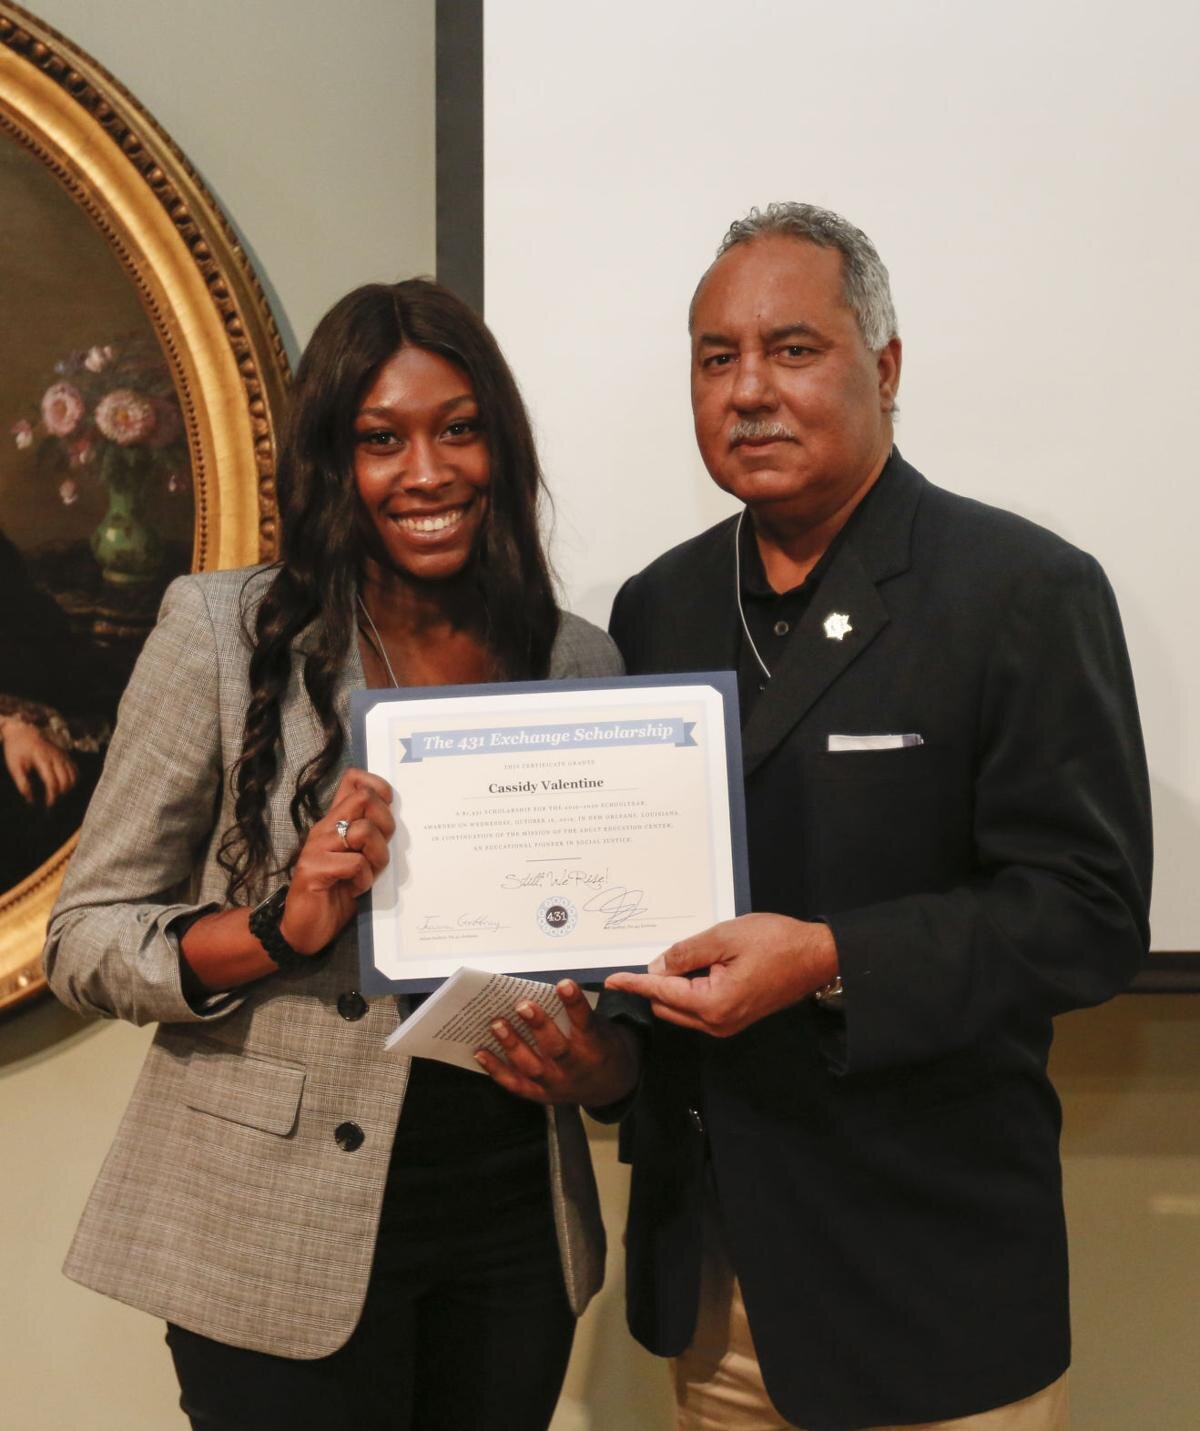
[{"xmin": 350, "ymin": 673, "xmax": 748, "ymax": 993}]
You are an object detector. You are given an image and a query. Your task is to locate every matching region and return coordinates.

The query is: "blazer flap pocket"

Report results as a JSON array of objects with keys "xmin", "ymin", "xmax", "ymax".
[{"xmin": 184, "ymin": 1043, "xmax": 306, "ymax": 1136}]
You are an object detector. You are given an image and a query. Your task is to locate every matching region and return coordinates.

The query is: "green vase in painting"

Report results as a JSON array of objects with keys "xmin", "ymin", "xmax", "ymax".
[{"xmin": 90, "ymin": 449, "xmax": 165, "ymax": 584}]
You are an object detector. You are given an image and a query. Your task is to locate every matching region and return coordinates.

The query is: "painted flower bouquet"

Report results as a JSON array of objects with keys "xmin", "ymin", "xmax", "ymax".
[{"xmin": 10, "ymin": 337, "xmax": 189, "ymax": 583}]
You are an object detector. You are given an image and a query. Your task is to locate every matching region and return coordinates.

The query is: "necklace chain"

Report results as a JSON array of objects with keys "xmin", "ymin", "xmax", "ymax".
[
  {"xmin": 735, "ymin": 509, "xmax": 772, "ymax": 682},
  {"xmin": 363, "ymin": 521, "xmax": 777, "ymax": 691},
  {"xmin": 356, "ymin": 595, "xmax": 400, "ymax": 689}
]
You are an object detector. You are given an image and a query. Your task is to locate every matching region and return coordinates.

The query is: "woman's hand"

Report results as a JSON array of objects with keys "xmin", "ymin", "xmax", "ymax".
[
  {"xmin": 279, "ymin": 768, "xmax": 395, "ymax": 954},
  {"xmin": 1, "ymin": 717, "xmax": 78, "ymax": 808},
  {"xmin": 180, "ymin": 767, "xmax": 394, "ymax": 991},
  {"xmin": 474, "ymin": 979, "xmax": 641, "ymax": 1108}
]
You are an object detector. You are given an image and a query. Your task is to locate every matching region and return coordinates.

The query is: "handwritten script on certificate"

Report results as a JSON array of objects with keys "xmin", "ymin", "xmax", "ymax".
[{"xmin": 354, "ymin": 679, "xmax": 742, "ymax": 988}]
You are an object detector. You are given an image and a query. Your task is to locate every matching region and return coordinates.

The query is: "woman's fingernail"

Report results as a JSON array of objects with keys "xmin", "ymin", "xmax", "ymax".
[
  {"xmin": 491, "ymin": 1020, "xmax": 509, "ymax": 1038},
  {"xmin": 516, "ymin": 1002, "xmax": 535, "ymax": 1020},
  {"xmin": 473, "ymin": 1053, "xmax": 489, "ymax": 1069}
]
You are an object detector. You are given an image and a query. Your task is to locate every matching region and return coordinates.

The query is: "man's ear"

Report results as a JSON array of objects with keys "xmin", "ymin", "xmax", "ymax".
[{"xmin": 878, "ymin": 337, "xmax": 902, "ymax": 412}]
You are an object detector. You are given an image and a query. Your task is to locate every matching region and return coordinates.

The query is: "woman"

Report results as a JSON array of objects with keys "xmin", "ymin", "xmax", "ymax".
[{"xmin": 43, "ymin": 280, "xmax": 634, "ymax": 1431}]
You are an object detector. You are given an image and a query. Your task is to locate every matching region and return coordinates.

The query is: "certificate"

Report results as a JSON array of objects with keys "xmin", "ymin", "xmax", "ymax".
[{"xmin": 351, "ymin": 673, "xmax": 748, "ymax": 993}]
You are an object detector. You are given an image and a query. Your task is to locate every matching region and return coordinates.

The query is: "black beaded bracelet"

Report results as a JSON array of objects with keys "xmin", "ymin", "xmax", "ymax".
[{"xmin": 248, "ymin": 884, "xmax": 308, "ymax": 971}]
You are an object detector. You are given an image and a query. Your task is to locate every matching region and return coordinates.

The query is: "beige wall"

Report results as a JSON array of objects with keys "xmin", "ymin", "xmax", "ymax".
[
  {"xmin": 22, "ymin": 0, "xmax": 439, "ymax": 360},
  {"xmin": 2, "ymin": 4, "xmax": 1198, "ymax": 1430},
  {"xmin": 1056, "ymin": 997, "xmax": 1200, "ymax": 1430}
]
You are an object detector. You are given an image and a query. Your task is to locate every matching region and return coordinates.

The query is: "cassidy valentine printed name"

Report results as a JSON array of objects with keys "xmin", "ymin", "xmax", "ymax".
[{"xmin": 487, "ymin": 777, "xmax": 606, "ymax": 795}]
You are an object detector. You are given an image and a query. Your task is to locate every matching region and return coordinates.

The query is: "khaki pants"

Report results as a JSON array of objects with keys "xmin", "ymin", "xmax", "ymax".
[{"xmin": 674, "ymin": 1194, "xmax": 1069, "ymax": 1431}]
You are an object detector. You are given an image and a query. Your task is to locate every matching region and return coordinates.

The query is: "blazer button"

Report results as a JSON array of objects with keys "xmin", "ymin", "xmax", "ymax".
[
  {"xmin": 335, "ymin": 1121, "xmax": 365, "ymax": 1152},
  {"xmin": 337, "ymin": 991, "xmax": 368, "ymax": 1021},
  {"xmin": 686, "ymin": 1106, "xmax": 705, "ymax": 1135}
]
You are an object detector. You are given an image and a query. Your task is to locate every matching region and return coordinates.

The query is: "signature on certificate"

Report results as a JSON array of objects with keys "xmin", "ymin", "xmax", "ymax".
[
  {"xmin": 500, "ymin": 868, "xmax": 609, "ymax": 891},
  {"xmin": 583, "ymin": 886, "xmax": 655, "ymax": 929},
  {"xmin": 419, "ymin": 912, "xmax": 503, "ymax": 935}
]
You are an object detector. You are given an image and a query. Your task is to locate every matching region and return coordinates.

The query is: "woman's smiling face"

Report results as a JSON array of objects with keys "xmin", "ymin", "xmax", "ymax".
[{"xmin": 353, "ymin": 344, "xmax": 491, "ymax": 585}]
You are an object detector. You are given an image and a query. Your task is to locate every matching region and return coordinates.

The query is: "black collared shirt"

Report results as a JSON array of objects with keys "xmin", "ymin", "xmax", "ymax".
[{"xmin": 735, "ymin": 457, "xmax": 894, "ymax": 724}]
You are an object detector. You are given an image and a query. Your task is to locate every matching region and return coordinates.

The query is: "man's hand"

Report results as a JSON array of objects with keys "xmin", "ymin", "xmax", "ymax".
[
  {"xmin": 604, "ymin": 913, "xmax": 839, "ymax": 1037},
  {"xmin": 475, "ymin": 979, "xmax": 641, "ymax": 1108},
  {"xmin": 1, "ymin": 718, "xmax": 78, "ymax": 808}
]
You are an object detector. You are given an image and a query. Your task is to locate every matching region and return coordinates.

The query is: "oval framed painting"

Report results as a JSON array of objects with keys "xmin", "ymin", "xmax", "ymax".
[{"xmin": 0, "ymin": 3, "xmax": 289, "ymax": 1013}]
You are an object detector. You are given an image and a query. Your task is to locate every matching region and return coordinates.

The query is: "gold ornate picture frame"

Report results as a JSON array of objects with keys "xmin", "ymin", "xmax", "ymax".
[{"xmin": 0, "ymin": 2, "xmax": 288, "ymax": 1013}]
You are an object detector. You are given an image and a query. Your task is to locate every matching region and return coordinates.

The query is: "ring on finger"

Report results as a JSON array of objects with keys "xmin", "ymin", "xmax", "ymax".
[{"xmin": 335, "ymin": 818, "xmax": 351, "ymax": 850}]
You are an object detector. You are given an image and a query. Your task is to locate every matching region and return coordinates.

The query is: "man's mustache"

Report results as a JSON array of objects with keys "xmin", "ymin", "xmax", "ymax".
[{"xmin": 729, "ymin": 419, "xmax": 796, "ymax": 446}]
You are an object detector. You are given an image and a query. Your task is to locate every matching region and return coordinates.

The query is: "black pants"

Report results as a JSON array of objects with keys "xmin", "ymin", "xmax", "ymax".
[{"xmin": 166, "ymin": 1139, "xmax": 575, "ymax": 1431}]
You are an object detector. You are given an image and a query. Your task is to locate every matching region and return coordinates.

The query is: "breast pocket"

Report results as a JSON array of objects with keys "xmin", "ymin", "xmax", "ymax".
[
  {"xmin": 805, "ymin": 743, "xmax": 972, "ymax": 912},
  {"xmin": 183, "ymin": 1040, "xmax": 306, "ymax": 1137}
]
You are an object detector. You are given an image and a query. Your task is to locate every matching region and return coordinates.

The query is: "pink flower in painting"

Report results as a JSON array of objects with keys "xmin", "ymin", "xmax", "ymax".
[
  {"xmin": 11, "ymin": 419, "xmax": 34, "ymax": 449},
  {"xmin": 84, "ymin": 345, "xmax": 116, "ymax": 373},
  {"xmin": 41, "ymin": 382, "xmax": 86, "ymax": 437},
  {"xmin": 58, "ymin": 478, "xmax": 80, "ymax": 506},
  {"xmin": 68, "ymin": 434, "xmax": 96, "ymax": 468},
  {"xmin": 145, "ymin": 396, "xmax": 182, "ymax": 448},
  {"xmin": 95, "ymin": 388, "xmax": 155, "ymax": 445}
]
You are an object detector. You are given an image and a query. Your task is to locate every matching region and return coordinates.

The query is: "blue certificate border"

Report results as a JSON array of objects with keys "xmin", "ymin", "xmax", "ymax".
[{"xmin": 350, "ymin": 672, "xmax": 749, "ymax": 994}]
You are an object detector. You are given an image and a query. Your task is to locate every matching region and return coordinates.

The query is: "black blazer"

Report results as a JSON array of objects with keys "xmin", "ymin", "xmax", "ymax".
[{"xmin": 608, "ymin": 453, "xmax": 1151, "ymax": 1431}]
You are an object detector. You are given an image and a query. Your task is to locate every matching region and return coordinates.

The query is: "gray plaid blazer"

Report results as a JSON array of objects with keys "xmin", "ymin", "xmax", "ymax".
[{"xmin": 44, "ymin": 567, "xmax": 621, "ymax": 1357}]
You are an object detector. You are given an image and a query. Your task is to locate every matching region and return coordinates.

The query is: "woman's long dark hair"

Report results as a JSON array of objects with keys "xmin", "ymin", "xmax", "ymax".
[{"xmin": 218, "ymin": 279, "xmax": 559, "ymax": 902}]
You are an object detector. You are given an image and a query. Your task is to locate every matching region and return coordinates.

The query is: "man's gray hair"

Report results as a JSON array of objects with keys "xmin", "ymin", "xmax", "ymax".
[{"xmin": 694, "ymin": 201, "xmax": 898, "ymax": 350}]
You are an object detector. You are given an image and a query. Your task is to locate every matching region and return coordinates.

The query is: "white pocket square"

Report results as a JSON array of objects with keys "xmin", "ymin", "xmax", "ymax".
[{"xmin": 826, "ymin": 733, "xmax": 924, "ymax": 752}]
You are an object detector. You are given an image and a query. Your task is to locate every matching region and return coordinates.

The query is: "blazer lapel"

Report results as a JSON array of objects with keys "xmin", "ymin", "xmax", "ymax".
[
  {"xmin": 741, "ymin": 550, "xmax": 888, "ymax": 775},
  {"xmin": 284, "ymin": 612, "xmax": 365, "ymax": 788},
  {"xmin": 740, "ymin": 454, "xmax": 925, "ymax": 778},
  {"xmin": 334, "ymin": 630, "xmax": 366, "ymax": 778},
  {"xmin": 665, "ymin": 518, "xmax": 743, "ymax": 674}
]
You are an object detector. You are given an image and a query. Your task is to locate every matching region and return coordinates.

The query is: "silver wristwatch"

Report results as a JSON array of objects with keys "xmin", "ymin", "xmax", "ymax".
[{"xmin": 813, "ymin": 975, "xmax": 845, "ymax": 1009}]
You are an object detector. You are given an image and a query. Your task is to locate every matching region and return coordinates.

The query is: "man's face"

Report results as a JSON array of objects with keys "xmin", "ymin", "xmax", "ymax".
[{"xmin": 690, "ymin": 235, "xmax": 900, "ymax": 534}]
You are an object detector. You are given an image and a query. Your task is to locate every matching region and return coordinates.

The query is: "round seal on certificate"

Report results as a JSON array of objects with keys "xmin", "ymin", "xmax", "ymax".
[{"xmin": 536, "ymin": 898, "xmax": 578, "ymax": 937}]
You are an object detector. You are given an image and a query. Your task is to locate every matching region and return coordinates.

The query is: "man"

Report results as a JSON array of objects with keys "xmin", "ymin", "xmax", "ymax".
[{"xmin": 483, "ymin": 202, "xmax": 1150, "ymax": 1430}]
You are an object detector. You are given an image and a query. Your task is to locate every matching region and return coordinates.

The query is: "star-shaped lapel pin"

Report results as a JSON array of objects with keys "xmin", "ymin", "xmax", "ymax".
[{"xmin": 823, "ymin": 611, "xmax": 853, "ymax": 642}]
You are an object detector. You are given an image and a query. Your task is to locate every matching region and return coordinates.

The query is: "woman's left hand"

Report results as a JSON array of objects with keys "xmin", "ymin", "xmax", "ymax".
[{"xmin": 475, "ymin": 979, "xmax": 640, "ymax": 1108}]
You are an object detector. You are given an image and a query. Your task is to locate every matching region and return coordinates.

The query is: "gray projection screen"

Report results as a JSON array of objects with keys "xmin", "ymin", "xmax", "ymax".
[{"xmin": 443, "ymin": 0, "xmax": 1199, "ymax": 979}]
